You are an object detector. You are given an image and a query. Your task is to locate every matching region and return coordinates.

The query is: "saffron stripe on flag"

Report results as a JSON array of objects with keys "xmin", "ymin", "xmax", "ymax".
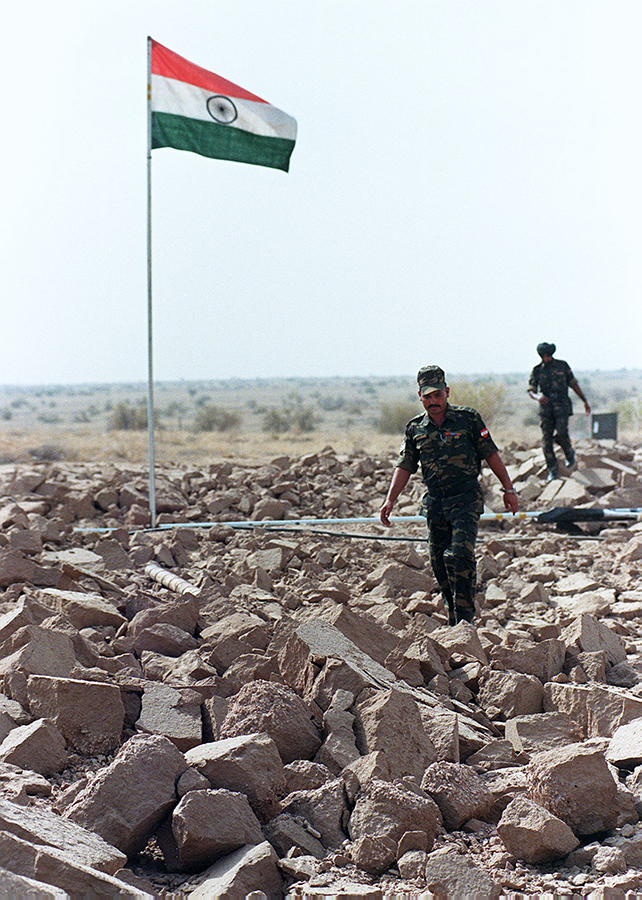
[{"xmin": 151, "ymin": 40, "xmax": 266, "ymax": 102}]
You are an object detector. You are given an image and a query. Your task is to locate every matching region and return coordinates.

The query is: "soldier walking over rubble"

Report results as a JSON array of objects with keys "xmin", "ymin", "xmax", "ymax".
[
  {"xmin": 380, "ymin": 365, "xmax": 518, "ymax": 626},
  {"xmin": 528, "ymin": 342, "xmax": 591, "ymax": 482}
]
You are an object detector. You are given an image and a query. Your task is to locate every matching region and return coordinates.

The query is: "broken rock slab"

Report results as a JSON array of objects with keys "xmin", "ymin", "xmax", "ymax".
[
  {"xmin": 219, "ymin": 679, "xmax": 321, "ymax": 764},
  {"xmin": 34, "ymin": 589, "xmax": 126, "ymax": 631},
  {"xmin": 490, "ymin": 639, "xmax": 566, "ymax": 683},
  {"xmin": 0, "ymin": 718, "xmax": 67, "ymax": 776},
  {"xmin": 527, "ymin": 742, "xmax": 619, "ymax": 835},
  {"xmin": 348, "ymin": 778, "xmax": 441, "ymax": 873},
  {"xmin": 63, "ymin": 734, "xmax": 188, "ymax": 857},
  {"xmin": 353, "ymin": 688, "xmax": 436, "ymax": 780},
  {"xmin": 0, "ymin": 866, "xmax": 69, "ymax": 898},
  {"xmin": 0, "ymin": 761, "xmax": 52, "ymax": 805},
  {"xmin": 0, "ymin": 797, "xmax": 127, "ymax": 873},
  {"xmin": 184, "ymin": 732, "xmax": 285, "ymax": 823},
  {"xmin": 497, "ymin": 796, "xmax": 579, "ymax": 864},
  {"xmin": 280, "ymin": 777, "xmax": 348, "ymax": 849},
  {"xmin": 27, "ymin": 675, "xmax": 124, "ymax": 756},
  {"xmin": 544, "ymin": 682, "xmax": 642, "ymax": 738},
  {"xmin": 421, "ymin": 761, "xmax": 493, "ymax": 830},
  {"xmin": 158, "ymin": 788, "xmax": 263, "ymax": 872}
]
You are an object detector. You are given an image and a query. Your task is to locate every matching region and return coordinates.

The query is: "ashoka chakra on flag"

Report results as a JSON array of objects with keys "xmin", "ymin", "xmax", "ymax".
[{"xmin": 150, "ymin": 40, "xmax": 297, "ymax": 172}]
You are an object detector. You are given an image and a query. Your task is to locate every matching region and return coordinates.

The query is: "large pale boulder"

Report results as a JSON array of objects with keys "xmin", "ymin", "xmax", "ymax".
[
  {"xmin": 606, "ymin": 718, "xmax": 642, "ymax": 769},
  {"xmin": 188, "ymin": 842, "xmax": 282, "ymax": 899},
  {"xmin": 421, "ymin": 761, "xmax": 493, "ymax": 830},
  {"xmin": 423, "ymin": 846, "xmax": 501, "ymax": 898},
  {"xmin": 527, "ymin": 743, "xmax": 619, "ymax": 835},
  {"xmin": 63, "ymin": 734, "xmax": 188, "ymax": 856},
  {"xmin": 184, "ymin": 733, "xmax": 285, "ymax": 822},
  {"xmin": 348, "ymin": 778, "xmax": 441, "ymax": 873},
  {"xmin": 0, "ymin": 830, "xmax": 152, "ymax": 897},
  {"xmin": 497, "ymin": 796, "xmax": 579, "ymax": 863},
  {"xmin": 562, "ymin": 614, "xmax": 627, "ymax": 667},
  {"xmin": 34, "ymin": 589, "xmax": 126, "ymax": 631},
  {"xmin": 158, "ymin": 789, "xmax": 263, "ymax": 872},
  {"xmin": 27, "ymin": 675, "xmax": 124, "ymax": 755},
  {"xmin": 136, "ymin": 682, "xmax": 202, "ymax": 752},
  {"xmin": 478, "ymin": 670, "xmax": 544, "ymax": 720},
  {"xmin": 504, "ymin": 712, "xmax": 582, "ymax": 755},
  {"xmin": 353, "ymin": 688, "xmax": 436, "ymax": 779},
  {"xmin": 219, "ymin": 680, "xmax": 321, "ymax": 764}
]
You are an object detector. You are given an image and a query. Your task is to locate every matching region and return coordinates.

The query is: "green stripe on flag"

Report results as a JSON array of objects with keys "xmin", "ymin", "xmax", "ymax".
[{"xmin": 152, "ymin": 112, "xmax": 295, "ymax": 172}]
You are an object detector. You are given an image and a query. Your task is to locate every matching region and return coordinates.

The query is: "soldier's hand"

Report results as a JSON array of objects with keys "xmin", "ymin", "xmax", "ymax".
[
  {"xmin": 503, "ymin": 491, "xmax": 519, "ymax": 515},
  {"xmin": 584, "ymin": 401, "xmax": 591, "ymax": 415},
  {"xmin": 380, "ymin": 500, "xmax": 394, "ymax": 527},
  {"xmin": 538, "ymin": 395, "xmax": 548, "ymax": 406}
]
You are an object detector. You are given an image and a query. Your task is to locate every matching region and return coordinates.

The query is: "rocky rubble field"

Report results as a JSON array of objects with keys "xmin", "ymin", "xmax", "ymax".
[{"xmin": 0, "ymin": 439, "xmax": 642, "ymax": 898}]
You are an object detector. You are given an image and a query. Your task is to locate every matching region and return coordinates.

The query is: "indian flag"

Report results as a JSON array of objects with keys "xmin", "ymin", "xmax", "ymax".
[{"xmin": 150, "ymin": 40, "xmax": 297, "ymax": 172}]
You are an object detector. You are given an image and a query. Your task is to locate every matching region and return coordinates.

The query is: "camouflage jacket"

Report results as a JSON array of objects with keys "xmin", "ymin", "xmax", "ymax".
[
  {"xmin": 396, "ymin": 404, "xmax": 498, "ymax": 498},
  {"xmin": 528, "ymin": 358, "xmax": 575, "ymax": 415}
]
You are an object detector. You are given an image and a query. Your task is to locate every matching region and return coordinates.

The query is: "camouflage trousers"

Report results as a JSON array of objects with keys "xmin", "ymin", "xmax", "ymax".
[
  {"xmin": 539, "ymin": 402, "xmax": 573, "ymax": 475},
  {"xmin": 425, "ymin": 488, "xmax": 483, "ymax": 625}
]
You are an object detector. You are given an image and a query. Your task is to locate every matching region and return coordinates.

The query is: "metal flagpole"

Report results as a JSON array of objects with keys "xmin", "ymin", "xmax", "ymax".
[{"xmin": 145, "ymin": 36, "xmax": 157, "ymax": 527}]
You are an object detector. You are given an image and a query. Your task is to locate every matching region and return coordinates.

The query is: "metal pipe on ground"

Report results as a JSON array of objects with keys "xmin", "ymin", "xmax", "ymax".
[{"xmin": 144, "ymin": 562, "xmax": 200, "ymax": 595}]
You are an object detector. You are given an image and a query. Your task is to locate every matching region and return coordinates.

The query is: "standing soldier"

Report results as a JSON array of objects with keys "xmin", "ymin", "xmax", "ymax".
[
  {"xmin": 380, "ymin": 365, "xmax": 518, "ymax": 626},
  {"xmin": 528, "ymin": 343, "xmax": 591, "ymax": 482}
]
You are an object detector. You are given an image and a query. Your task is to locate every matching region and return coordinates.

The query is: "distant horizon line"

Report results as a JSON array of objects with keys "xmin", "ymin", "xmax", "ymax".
[{"xmin": 1, "ymin": 368, "xmax": 640, "ymax": 392}]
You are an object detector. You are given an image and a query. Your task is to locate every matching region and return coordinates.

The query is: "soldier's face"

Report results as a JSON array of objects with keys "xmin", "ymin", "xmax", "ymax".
[
  {"xmin": 418, "ymin": 387, "xmax": 449, "ymax": 417},
  {"xmin": 541, "ymin": 354, "xmax": 553, "ymax": 363}
]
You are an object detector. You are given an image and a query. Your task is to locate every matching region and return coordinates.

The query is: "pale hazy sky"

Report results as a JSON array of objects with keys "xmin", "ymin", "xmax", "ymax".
[{"xmin": 2, "ymin": 1, "xmax": 641, "ymax": 385}]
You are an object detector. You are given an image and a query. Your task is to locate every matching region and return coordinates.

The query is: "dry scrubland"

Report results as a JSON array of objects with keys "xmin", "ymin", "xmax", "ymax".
[
  {"xmin": 0, "ymin": 372, "xmax": 641, "ymax": 897},
  {"xmin": 0, "ymin": 370, "xmax": 641, "ymax": 466}
]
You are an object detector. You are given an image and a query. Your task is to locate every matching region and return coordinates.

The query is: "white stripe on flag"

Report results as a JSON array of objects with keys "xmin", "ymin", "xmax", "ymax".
[{"xmin": 151, "ymin": 74, "xmax": 297, "ymax": 140}]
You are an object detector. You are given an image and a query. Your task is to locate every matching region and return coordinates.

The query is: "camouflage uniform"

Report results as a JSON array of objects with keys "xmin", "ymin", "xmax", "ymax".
[
  {"xmin": 396, "ymin": 405, "xmax": 498, "ymax": 624},
  {"xmin": 528, "ymin": 358, "xmax": 575, "ymax": 476}
]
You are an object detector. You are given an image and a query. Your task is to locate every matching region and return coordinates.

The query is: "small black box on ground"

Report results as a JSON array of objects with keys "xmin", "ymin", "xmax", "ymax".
[{"xmin": 591, "ymin": 413, "xmax": 618, "ymax": 440}]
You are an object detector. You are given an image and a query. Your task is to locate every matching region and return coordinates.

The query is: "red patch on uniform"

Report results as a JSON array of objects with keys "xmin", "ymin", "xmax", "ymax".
[{"xmin": 480, "ymin": 428, "xmax": 489, "ymax": 438}]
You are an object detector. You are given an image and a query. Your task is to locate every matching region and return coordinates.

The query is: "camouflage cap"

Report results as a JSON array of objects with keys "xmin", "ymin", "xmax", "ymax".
[
  {"xmin": 417, "ymin": 365, "xmax": 447, "ymax": 395},
  {"xmin": 537, "ymin": 342, "xmax": 556, "ymax": 357}
]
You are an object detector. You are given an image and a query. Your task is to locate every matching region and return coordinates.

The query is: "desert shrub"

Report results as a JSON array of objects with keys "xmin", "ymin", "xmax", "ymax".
[
  {"xmin": 318, "ymin": 395, "xmax": 345, "ymax": 411},
  {"xmin": 376, "ymin": 401, "xmax": 418, "ymax": 434},
  {"xmin": 448, "ymin": 380, "xmax": 507, "ymax": 426},
  {"xmin": 0, "ymin": 408, "xmax": 12, "ymax": 420},
  {"xmin": 262, "ymin": 404, "xmax": 320, "ymax": 434},
  {"xmin": 29, "ymin": 444, "xmax": 72, "ymax": 461},
  {"xmin": 616, "ymin": 397, "xmax": 642, "ymax": 431},
  {"xmin": 73, "ymin": 410, "xmax": 91, "ymax": 423},
  {"xmin": 292, "ymin": 406, "xmax": 321, "ymax": 432},
  {"xmin": 37, "ymin": 413, "xmax": 62, "ymax": 424},
  {"xmin": 195, "ymin": 394, "xmax": 213, "ymax": 407},
  {"xmin": 262, "ymin": 407, "xmax": 292, "ymax": 433},
  {"xmin": 109, "ymin": 402, "xmax": 148, "ymax": 430},
  {"xmin": 193, "ymin": 405, "xmax": 241, "ymax": 432}
]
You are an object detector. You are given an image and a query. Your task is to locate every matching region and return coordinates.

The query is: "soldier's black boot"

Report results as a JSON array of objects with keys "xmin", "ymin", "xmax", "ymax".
[
  {"xmin": 546, "ymin": 469, "xmax": 559, "ymax": 482},
  {"xmin": 456, "ymin": 606, "xmax": 475, "ymax": 624},
  {"xmin": 566, "ymin": 449, "xmax": 576, "ymax": 468}
]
